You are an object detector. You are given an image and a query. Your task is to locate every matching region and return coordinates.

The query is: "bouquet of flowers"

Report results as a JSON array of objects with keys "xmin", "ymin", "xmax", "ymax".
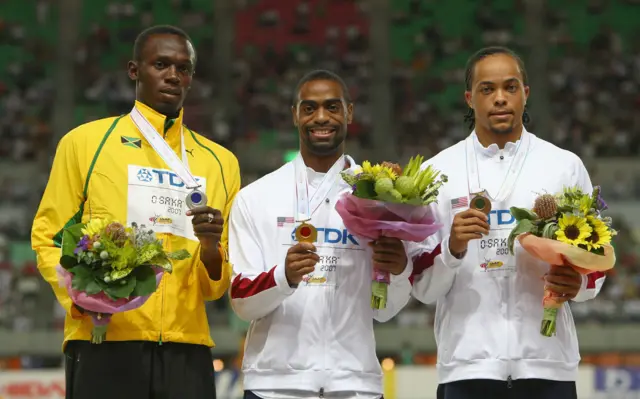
[
  {"xmin": 507, "ymin": 186, "xmax": 616, "ymax": 336},
  {"xmin": 336, "ymin": 155, "xmax": 448, "ymax": 309},
  {"xmin": 56, "ymin": 219, "xmax": 191, "ymax": 343}
]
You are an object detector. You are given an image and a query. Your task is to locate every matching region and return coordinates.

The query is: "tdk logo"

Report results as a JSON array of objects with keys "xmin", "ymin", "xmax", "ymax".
[
  {"xmin": 488, "ymin": 209, "xmax": 515, "ymax": 226},
  {"xmin": 137, "ymin": 168, "xmax": 201, "ymax": 187},
  {"xmin": 291, "ymin": 227, "xmax": 359, "ymax": 245}
]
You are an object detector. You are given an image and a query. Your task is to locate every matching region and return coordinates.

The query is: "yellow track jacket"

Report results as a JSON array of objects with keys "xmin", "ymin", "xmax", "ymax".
[{"xmin": 31, "ymin": 101, "xmax": 240, "ymax": 349}]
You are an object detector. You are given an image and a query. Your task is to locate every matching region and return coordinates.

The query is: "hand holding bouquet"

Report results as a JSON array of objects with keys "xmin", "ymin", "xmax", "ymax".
[
  {"xmin": 336, "ymin": 156, "xmax": 448, "ymax": 309},
  {"xmin": 507, "ymin": 186, "xmax": 616, "ymax": 336},
  {"xmin": 57, "ymin": 219, "xmax": 191, "ymax": 343}
]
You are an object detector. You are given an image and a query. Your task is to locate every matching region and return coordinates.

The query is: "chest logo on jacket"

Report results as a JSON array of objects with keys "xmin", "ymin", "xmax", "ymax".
[
  {"xmin": 289, "ymin": 226, "xmax": 359, "ymax": 246},
  {"xmin": 479, "ymin": 207, "xmax": 517, "ymax": 273}
]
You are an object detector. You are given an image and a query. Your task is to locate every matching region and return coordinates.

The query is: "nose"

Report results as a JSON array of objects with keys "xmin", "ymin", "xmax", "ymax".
[
  {"xmin": 164, "ymin": 65, "xmax": 180, "ymax": 84},
  {"xmin": 313, "ymin": 107, "xmax": 330, "ymax": 125},
  {"xmin": 494, "ymin": 89, "xmax": 507, "ymax": 106}
]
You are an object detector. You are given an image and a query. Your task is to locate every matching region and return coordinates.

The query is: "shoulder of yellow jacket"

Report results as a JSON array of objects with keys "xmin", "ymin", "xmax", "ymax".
[
  {"xmin": 185, "ymin": 127, "xmax": 239, "ymax": 170},
  {"xmin": 61, "ymin": 115, "xmax": 125, "ymax": 147}
]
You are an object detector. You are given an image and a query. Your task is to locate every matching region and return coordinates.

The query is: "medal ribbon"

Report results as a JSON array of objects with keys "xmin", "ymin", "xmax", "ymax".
[
  {"xmin": 293, "ymin": 152, "xmax": 353, "ymax": 222},
  {"xmin": 465, "ymin": 128, "xmax": 532, "ymax": 202},
  {"xmin": 129, "ymin": 105, "xmax": 200, "ymax": 190}
]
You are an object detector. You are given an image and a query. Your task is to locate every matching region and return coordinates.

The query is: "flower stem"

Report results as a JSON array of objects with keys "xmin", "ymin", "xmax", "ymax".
[
  {"xmin": 91, "ymin": 325, "xmax": 108, "ymax": 344},
  {"xmin": 540, "ymin": 307, "xmax": 558, "ymax": 337},
  {"xmin": 371, "ymin": 281, "xmax": 388, "ymax": 309}
]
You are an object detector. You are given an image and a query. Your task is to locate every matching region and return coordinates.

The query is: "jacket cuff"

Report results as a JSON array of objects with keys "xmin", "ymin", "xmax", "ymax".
[
  {"xmin": 274, "ymin": 263, "xmax": 296, "ymax": 296},
  {"xmin": 390, "ymin": 254, "xmax": 414, "ymax": 284},
  {"xmin": 571, "ymin": 274, "xmax": 590, "ymax": 302},
  {"xmin": 442, "ymin": 234, "xmax": 464, "ymax": 270}
]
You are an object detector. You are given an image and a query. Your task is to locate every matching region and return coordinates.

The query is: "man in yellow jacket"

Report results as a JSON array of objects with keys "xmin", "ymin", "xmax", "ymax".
[{"xmin": 31, "ymin": 25, "xmax": 240, "ymax": 399}]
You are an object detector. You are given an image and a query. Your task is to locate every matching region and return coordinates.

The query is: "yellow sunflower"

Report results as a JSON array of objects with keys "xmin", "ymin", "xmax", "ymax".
[
  {"xmin": 362, "ymin": 161, "xmax": 397, "ymax": 180},
  {"xmin": 377, "ymin": 165, "xmax": 397, "ymax": 180},
  {"xmin": 361, "ymin": 160, "xmax": 374, "ymax": 175},
  {"xmin": 81, "ymin": 218, "xmax": 110, "ymax": 237},
  {"xmin": 584, "ymin": 216, "xmax": 612, "ymax": 251},
  {"xmin": 555, "ymin": 213, "xmax": 592, "ymax": 246}
]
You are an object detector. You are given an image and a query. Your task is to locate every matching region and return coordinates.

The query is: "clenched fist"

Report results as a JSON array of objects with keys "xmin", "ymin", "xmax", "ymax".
[
  {"xmin": 448, "ymin": 209, "xmax": 490, "ymax": 257},
  {"xmin": 285, "ymin": 242, "xmax": 319, "ymax": 286},
  {"xmin": 544, "ymin": 265, "xmax": 582, "ymax": 303}
]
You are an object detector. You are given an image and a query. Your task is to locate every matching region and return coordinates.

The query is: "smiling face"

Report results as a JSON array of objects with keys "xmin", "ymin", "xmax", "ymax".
[
  {"xmin": 465, "ymin": 53, "xmax": 529, "ymax": 136},
  {"xmin": 127, "ymin": 33, "xmax": 196, "ymax": 117},
  {"xmin": 291, "ymin": 79, "xmax": 353, "ymax": 157}
]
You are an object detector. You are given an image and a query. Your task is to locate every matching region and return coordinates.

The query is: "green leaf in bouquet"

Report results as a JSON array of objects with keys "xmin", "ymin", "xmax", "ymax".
[
  {"xmin": 69, "ymin": 266, "xmax": 95, "ymax": 292},
  {"xmin": 542, "ymin": 222, "xmax": 559, "ymax": 239},
  {"xmin": 61, "ymin": 223, "xmax": 86, "ymax": 259},
  {"xmin": 354, "ymin": 180, "xmax": 376, "ymax": 199},
  {"xmin": 60, "ymin": 255, "xmax": 78, "ymax": 270},
  {"xmin": 136, "ymin": 242, "xmax": 164, "ymax": 266},
  {"xmin": 111, "ymin": 245, "xmax": 138, "ymax": 270},
  {"xmin": 508, "ymin": 219, "xmax": 534, "ymax": 255},
  {"xmin": 110, "ymin": 268, "xmax": 134, "ymax": 281},
  {"xmin": 340, "ymin": 171, "xmax": 358, "ymax": 187},
  {"xmin": 131, "ymin": 266, "xmax": 159, "ymax": 297},
  {"xmin": 104, "ymin": 276, "xmax": 137, "ymax": 300},
  {"xmin": 557, "ymin": 205, "xmax": 574, "ymax": 214},
  {"xmin": 85, "ymin": 279, "xmax": 103, "ymax": 295},
  {"xmin": 404, "ymin": 197, "xmax": 425, "ymax": 206},
  {"xmin": 377, "ymin": 190, "xmax": 403, "ymax": 204},
  {"xmin": 509, "ymin": 207, "xmax": 538, "ymax": 221},
  {"xmin": 402, "ymin": 155, "xmax": 424, "ymax": 178},
  {"xmin": 166, "ymin": 248, "xmax": 191, "ymax": 261}
]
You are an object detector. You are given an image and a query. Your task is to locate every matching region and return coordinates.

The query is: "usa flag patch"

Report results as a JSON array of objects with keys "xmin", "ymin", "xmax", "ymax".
[{"xmin": 451, "ymin": 196, "xmax": 469, "ymax": 209}]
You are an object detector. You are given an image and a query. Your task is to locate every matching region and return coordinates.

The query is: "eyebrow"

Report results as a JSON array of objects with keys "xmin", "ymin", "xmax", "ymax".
[
  {"xmin": 477, "ymin": 77, "xmax": 520, "ymax": 86},
  {"xmin": 298, "ymin": 98, "xmax": 343, "ymax": 105},
  {"xmin": 154, "ymin": 54, "xmax": 194, "ymax": 66}
]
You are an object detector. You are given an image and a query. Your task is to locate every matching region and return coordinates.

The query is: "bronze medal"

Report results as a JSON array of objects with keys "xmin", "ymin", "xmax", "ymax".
[
  {"xmin": 471, "ymin": 192, "xmax": 492, "ymax": 214},
  {"xmin": 295, "ymin": 221, "xmax": 317, "ymax": 243}
]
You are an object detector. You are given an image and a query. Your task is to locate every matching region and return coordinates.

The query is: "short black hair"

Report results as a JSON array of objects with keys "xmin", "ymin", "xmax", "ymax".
[
  {"xmin": 133, "ymin": 25, "xmax": 196, "ymax": 65},
  {"xmin": 293, "ymin": 69, "xmax": 352, "ymax": 104},
  {"xmin": 463, "ymin": 46, "xmax": 530, "ymax": 130}
]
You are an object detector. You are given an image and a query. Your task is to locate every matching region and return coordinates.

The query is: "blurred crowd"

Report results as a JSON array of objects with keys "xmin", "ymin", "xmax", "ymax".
[{"xmin": 1, "ymin": 0, "xmax": 639, "ymax": 333}]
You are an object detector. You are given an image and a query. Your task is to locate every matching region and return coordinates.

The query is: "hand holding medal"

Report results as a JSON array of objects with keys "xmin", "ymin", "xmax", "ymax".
[
  {"xmin": 448, "ymin": 195, "xmax": 490, "ymax": 257},
  {"xmin": 186, "ymin": 189, "xmax": 223, "ymax": 247},
  {"xmin": 285, "ymin": 221, "xmax": 320, "ymax": 287}
]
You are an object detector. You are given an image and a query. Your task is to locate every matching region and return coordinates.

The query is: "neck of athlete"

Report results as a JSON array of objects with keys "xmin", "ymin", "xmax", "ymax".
[
  {"xmin": 136, "ymin": 97, "xmax": 181, "ymax": 120},
  {"xmin": 300, "ymin": 145, "xmax": 344, "ymax": 173},
  {"xmin": 475, "ymin": 123, "xmax": 523, "ymax": 149}
]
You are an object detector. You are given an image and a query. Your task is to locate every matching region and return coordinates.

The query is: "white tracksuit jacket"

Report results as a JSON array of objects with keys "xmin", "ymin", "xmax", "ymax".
[
  {"xmin": 228, "ymin": 156, "xmax": 445, "ymax": 397},
  {"xmin": 411, "ymin": 129, "xmax": 607, "ymax": 385}
]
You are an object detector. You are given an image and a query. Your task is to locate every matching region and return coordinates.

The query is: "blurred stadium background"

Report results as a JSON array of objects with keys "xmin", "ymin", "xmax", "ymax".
[{"xmin": 0, "ymin": 0, "xmax": 639, "ymax": 397}]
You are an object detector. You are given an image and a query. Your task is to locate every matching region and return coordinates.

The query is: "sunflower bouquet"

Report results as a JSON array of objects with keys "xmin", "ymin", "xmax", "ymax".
[
  {"xmin": 56, "ymin": 219, "xmax": 191, "ymax": 343},
  {"xmin": 335, "ymin": 156, "xmax": 448, "ymax": 309},
  {"xmin": 507, "ymin": 186, "xmax": 616, "ymax": 336}
]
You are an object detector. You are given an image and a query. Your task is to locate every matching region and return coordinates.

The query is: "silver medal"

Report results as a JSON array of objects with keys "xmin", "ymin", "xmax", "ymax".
[{"xmin": 186, "ymin": 188, "xmax": 207, "ymax": 210}]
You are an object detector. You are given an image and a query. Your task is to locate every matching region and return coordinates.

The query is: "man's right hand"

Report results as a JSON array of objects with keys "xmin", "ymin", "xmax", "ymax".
[
  {"xmin": 449, "ymin": 209, "xmax": 490, "ymax": 257},
  {"xmin": 285, "ymin": 242, "xmax": 319, "ymax": 286}
]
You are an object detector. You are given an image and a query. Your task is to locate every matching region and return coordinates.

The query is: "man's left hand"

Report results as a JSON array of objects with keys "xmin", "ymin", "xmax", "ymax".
[
  {"xmin": 369, "ymin": 237, "xmax": 408, "ymax": 275},
  {"xmin": 187, "ymin": 206, "xmax": 224, "ymax": 249},
  {"xmin": 544, "ymin": 265, "xmax": 582, "ymax": 303}
]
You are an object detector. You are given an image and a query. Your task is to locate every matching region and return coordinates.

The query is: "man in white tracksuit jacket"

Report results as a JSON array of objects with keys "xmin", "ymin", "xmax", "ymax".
[
  {"xmin": 228, "ymin": 70, "xmax": 440, "ymax": 399},
  {"xmin": 411, "ymin": 47, "xmax": 607, "ymax": 399}
]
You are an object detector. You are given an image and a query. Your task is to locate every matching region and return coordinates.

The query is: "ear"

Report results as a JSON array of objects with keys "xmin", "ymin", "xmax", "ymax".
[
  {"xmin": 127, "ymin": 61, "xmax": 139, "ymax": 81},
  {"xmin": 464, "ymin": 91, "xmax": 473, "ymax": 109},
  {"xmin": 523, "ymin": 85, "xmax": 530, "ymax": 105},
  {"xmin": 291, "ymin": 105, "xmax": 298, "ymax": 127},
  {"xmin": 346, "ymin": 102, "xmax": 354, "ymax": 124}
]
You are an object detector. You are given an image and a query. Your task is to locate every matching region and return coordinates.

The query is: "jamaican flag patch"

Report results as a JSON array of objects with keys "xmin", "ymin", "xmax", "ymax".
[{"xmin": 121, "ymin": 136, "xmax": 142, "ymax": 149}]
